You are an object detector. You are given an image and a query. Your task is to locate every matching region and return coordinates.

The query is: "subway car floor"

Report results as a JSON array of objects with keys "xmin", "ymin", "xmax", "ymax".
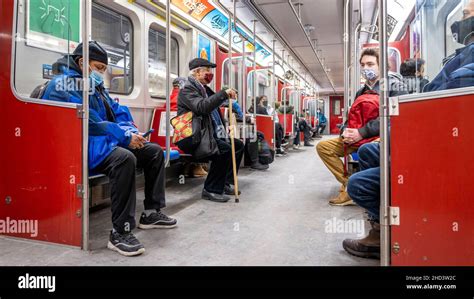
[{"xmin": 0, "ymin": 136, "xmax": 378, "ymax": 266}]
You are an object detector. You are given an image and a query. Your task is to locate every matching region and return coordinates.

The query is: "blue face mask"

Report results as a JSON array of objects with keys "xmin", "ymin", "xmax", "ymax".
[
  {"xmin": 361, "ymin": 68, "xmax": 378, "ymax": 81},
  {"xmin": 90, "ymin": 70, "xmax": 104, "ymax": 86}
]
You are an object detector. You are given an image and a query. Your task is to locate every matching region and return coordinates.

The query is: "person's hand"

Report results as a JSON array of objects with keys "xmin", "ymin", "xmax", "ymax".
[
  {"xmin": 225, "ymin": 88, "xmax": 237, "ymax": 99},
  {"xmin": 128, "ymin": 133, "xmax": 146, "ymax": 149},
  {"xmin": 342, "ymin": 128, "xmax": 363, "ymax": 145}
]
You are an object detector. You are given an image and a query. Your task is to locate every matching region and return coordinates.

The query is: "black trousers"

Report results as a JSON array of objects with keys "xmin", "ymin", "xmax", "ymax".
[
  {"xmin": 275, "ymin": 123, "xmax": 284, "ymax": 149},
  {"xmin": 92, "ymin": 143, "xmax": 166, "ymax": 233},
  {"xmin": 204, "ymin": 138, "xmax": 244, "ymax": 194},
  {"xmin": 317, "ymin": 124, "xmax": 326, "ymax": 134},
  {"xmin": 297, "ymin": 120, "xmax": 312, "ymax": 144}
]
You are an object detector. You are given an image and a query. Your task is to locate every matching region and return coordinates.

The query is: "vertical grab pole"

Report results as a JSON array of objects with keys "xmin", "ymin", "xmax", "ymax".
[
  {"xmin": 343, "ymin": 0, "xmax": 350, "ymax": 123},
  {"xmin": 271, "ymin": 39, "xmax": 276, "ymax": 151},
  {"xmin": 281, "ymin": 49, "xmax": 286, "ymax": 136},
  {"xmin": 378, "ymin": 0, "xmax": 390, "ymax": 266},
  {"xmin": 81, "ymin": 0, "xmax": 90, "ymax": 251},
  {"xmin": 242, "ymin": 33, "xmax": 247, "ymax": 145},
  {"xmin": 252, "ymin": 20, "xmax": 257, "ymax": 122},
  {"xmin": 165, "ymin": 0, "xmax": 171, "ymax": 167},
  {"xmin": 228, "ymin": 1, "xmax": 239, "ymax": 202}
]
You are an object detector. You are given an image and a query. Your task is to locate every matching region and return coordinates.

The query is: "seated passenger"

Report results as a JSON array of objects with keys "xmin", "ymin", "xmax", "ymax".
[
  {"xmin": 316, "ymin": 48, "xmax": 407, "ymax": 206},
  {"xmin": 424, "ymin": 3, "xmax": 474, "ymax": 92},
  {"xmin": 42, "ymin": 41, "xmax": 177, "ymax": 257},
  {"xmin": 271, "ymin": 102, "xmax": 287, "ymax": 156},
  {"xmin": 343, "ymin": 0, "xmax": 474, "ymax": 259},
  {"xmin": 400, "ymin": 58, "xmax": 429, "ymax": 94},
  {"xmin": 177, "ymin": 58, "xmax": 244, "ymax": 202},
  {"xmin": 170, "ymin": 77, "xmax": 209, "ymax": 178},
  {"xmin": 170, "ymin": 77, "xmax": 187, "ymax": 110},
  {"xmin": 297, "ymin": 112, "xmax": 314, "ymax": 147},
  {"xmin": 314, "ymin": 108, "xmax": 327, "ymax": 138}
]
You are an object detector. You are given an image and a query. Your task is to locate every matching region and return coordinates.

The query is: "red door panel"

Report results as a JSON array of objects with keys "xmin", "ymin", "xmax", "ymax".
[
  {"xmin": 390, "ymin": 95, "xmax": 474, "ymax": 265},
  {"xmin": 0, "ymin": 2, "xmax": 83, "ymax": 247}
]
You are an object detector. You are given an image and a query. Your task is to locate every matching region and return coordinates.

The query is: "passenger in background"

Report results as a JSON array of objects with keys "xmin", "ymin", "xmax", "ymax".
[
  {"xmin": 424, "ymin": 0, "xmax": 474, "ymax": 91},
  {"xmin": 399, "ymin": 58, "xmax": 429, "ymax": 94},
  {"xmin": 272, "ymin": 102, "xmax": 288, "ymax": 156},
  {"xmin": 343, "ymin": 0, "xmax": 474, "ymax": 259},
  {"xmin": 178, "ymin": 58, "xmax": 243, "ymax": 202},
  {"xmin": 170, "ymin": 77, "xmax": 187, "ymax": 110},
  {"xmin": 43, "ymin": 41, "xmax": 177, "ymax": 257},
  {"xmin": 314, "ymin": 108, "xmax": 327, "ymax": 138},
  {"xmin": 297, "ymin": 112, "xmax": 314, "ymax": 147},
  {"xmin": 317, "ymin": 48, "xmax": 407, "ymax": 206}
]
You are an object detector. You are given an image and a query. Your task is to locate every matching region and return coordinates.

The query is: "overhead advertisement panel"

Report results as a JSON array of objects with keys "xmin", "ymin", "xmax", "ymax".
[{"xmin": 168, "ymin": 0, "xmax": 272, "ymax": 65}]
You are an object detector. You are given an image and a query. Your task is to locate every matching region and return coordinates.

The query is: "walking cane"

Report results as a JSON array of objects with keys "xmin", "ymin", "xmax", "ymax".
[{"xmin": 228, "ymin": 96, "xmax": 240, "ymax": 203}]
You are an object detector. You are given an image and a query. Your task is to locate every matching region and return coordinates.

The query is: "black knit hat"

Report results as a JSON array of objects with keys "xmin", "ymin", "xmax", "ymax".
[
  {"xmin": 73, "ymin": 41, "xmax": 109, "ymax": 65},
  {"xmin": 188, "ymin": 58, "xmax": 216, "ymax": 71}
]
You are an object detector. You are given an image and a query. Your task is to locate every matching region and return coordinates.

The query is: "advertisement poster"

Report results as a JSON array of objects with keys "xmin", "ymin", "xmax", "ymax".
[
  {"xmin": 26, "ymin": 0, "xmax": 81, "ymax": 53},
  {"xmin": 197, "ymin": 33, "xmax": 212, "ymax": 61}
]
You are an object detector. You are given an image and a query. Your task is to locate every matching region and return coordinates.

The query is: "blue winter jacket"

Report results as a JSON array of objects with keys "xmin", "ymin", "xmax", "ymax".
[
  {"xmin": 317, "ymin": 112, "xmax": 327, "ymax": 125},
  {"xmin": 42, "ymin": 55, "xmax": 138, "ymax": 170},
  {"xmin": 424, "ymin": 43, "xmax": 474, "ymax": 92}
]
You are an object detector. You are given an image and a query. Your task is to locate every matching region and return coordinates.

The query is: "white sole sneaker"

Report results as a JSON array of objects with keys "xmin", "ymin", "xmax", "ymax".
[
  {"xmin": 138, "ymin": 223, "xmax": 178, "ymax": 229},
  {"xmin": 107, "ymin": 241, "xmax": 146, "ymax": 257}
]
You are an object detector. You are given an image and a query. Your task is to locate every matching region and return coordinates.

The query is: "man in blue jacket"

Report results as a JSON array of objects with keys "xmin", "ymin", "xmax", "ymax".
[
  {"xmin": 42, "ymin": 41, "xmax": 177, "ymax": 257},
  {"xmin": 314, "ymin": 108, "xmax": 327, "ymax": 138}
]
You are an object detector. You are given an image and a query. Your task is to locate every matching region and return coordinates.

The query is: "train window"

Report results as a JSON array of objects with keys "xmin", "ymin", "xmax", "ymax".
[
  {"xmin": 148, "ymin": 27, "xmax": 179, "ymax": 98},
  {"xmin": 91, "ymin": 3, "xmax": 133, "ymax": 95},
  {"xmin": 410, "ymin": 0, "xmax": 474, "ymax": 93},
  {"xmin": 445, "ymin": 1, "xmax": 464, "ymax": 57},
  {"xmin": 333, "ymin": 99, "xmax": 341, "ymax": 116},
  {"xmin": 247, "ymin": 70, "xmax": 270, "ymax": 110},
  {"xmin": 223, "ymin": 58, "xmax": 243, "ymax": 95},
  {"xmin": 12, "ymin": 0, "xmax": 82, "ymax": 99}
]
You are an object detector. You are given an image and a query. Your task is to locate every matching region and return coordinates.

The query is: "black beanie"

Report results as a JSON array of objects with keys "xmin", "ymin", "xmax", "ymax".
[{"xmin": 73, "ymin": 40, "xmax": 108, "ymax": 65}]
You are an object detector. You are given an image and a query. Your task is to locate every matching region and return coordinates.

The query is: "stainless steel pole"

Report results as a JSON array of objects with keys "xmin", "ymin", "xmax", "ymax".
[
  {"xmin": 165, "ymin": 0, "xmax": 171, "ymax": 167},
  {"xmin": 378, "ymin": 0, "xmax": 390, "ymax": 267},
  {"xmin": 81, "ymin": 0, "xmax": 90, "ymax": 251},
  {"xmin": 343, "ymin": 0, "xmax": 350, "ymax": 122}
]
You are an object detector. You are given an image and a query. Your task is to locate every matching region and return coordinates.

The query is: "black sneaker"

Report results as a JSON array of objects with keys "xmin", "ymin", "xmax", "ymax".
[
  {"xmin": 138, "ymin": 211, "xmax": 177, "ymax": 229},
  {"xmin": 107, "ymin": 231, "xmax": 145, "ymax": 257},
  {"xmin": 251, "ymin": 162, "xmax": 269, "ymax": 170},
  {"xmin": 224, "ymin": 184, "xmax": 241, "ymax": 195},
  {"xmin": 276, "ymin": 148, "xmax": 287, "ymax": 156}
]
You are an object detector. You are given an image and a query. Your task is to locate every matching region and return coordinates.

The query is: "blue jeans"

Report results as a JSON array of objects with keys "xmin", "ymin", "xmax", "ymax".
[{"xmin": 347, "ymin": 143, "xmax": 380, "ymax": 222}]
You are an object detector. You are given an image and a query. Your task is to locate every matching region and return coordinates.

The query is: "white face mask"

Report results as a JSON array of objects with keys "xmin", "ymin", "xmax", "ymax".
[{"xmin": 361, "ymin": 68, "xmax": 379, "ymax": 81}]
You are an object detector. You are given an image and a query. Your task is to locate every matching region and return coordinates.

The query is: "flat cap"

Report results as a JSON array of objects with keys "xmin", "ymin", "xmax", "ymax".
[{"xmin": 189, "ymin": 58, "xmax": 216, "ymax": 71}]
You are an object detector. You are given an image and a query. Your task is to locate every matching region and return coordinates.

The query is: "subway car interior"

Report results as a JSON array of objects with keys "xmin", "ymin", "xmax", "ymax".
[{"xmin": 0, "ymin": 0, "xmax": 473, "ymax": 266}]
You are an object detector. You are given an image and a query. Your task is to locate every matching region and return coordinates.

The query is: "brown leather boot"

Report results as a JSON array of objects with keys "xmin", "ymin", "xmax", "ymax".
[
  {"xmin": 342, "ymin": 221, "xmax": 380, "ymax": 259},
  {"xmin": 192, "ymin": 164, "xmax": 208, "ymax": 177},
  {"xmin": 329, "ymin": 187, "xmax": 355, "ymax": 206}
]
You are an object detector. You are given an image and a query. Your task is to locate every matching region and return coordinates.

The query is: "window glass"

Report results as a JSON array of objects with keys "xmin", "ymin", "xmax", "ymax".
[
  {"xmin": 13, "ymin": 0, "xmax": 81, "ymax": 98},
  {"xmin": 148, "ymin": 27, "xmax": 179, "ymax": 98},
  {"xmin": 92, "ymin": 3, "xmax": 133, "ymax": 94},
  {"xmin": 333, "ymin": 99, "xmax": 341, "ymax": 116},
  {"xmin": 406, "ymin": 0, "xmax": 474, "ymax": 93}
]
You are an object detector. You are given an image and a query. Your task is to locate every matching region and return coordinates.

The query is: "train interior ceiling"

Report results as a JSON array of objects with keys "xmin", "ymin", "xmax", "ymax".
[{"xmin": 1, "ymin": 0, "xmax": 473, "ymax": 266}]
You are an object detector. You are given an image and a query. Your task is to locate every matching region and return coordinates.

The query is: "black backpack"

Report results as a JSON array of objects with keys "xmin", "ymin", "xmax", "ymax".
[
  {"xmin": 30, "ymin": 81, "xmax": 50, "ymax": 99},
  {"xmin": 257, "ymin": 131, "xmax": 274, "ymax": 165}
]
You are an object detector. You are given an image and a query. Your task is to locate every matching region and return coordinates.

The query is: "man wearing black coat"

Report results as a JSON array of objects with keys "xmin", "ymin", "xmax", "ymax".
[{"xmin": 177, "ymin": 58, "xmax": 244, "ymax": 202}]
